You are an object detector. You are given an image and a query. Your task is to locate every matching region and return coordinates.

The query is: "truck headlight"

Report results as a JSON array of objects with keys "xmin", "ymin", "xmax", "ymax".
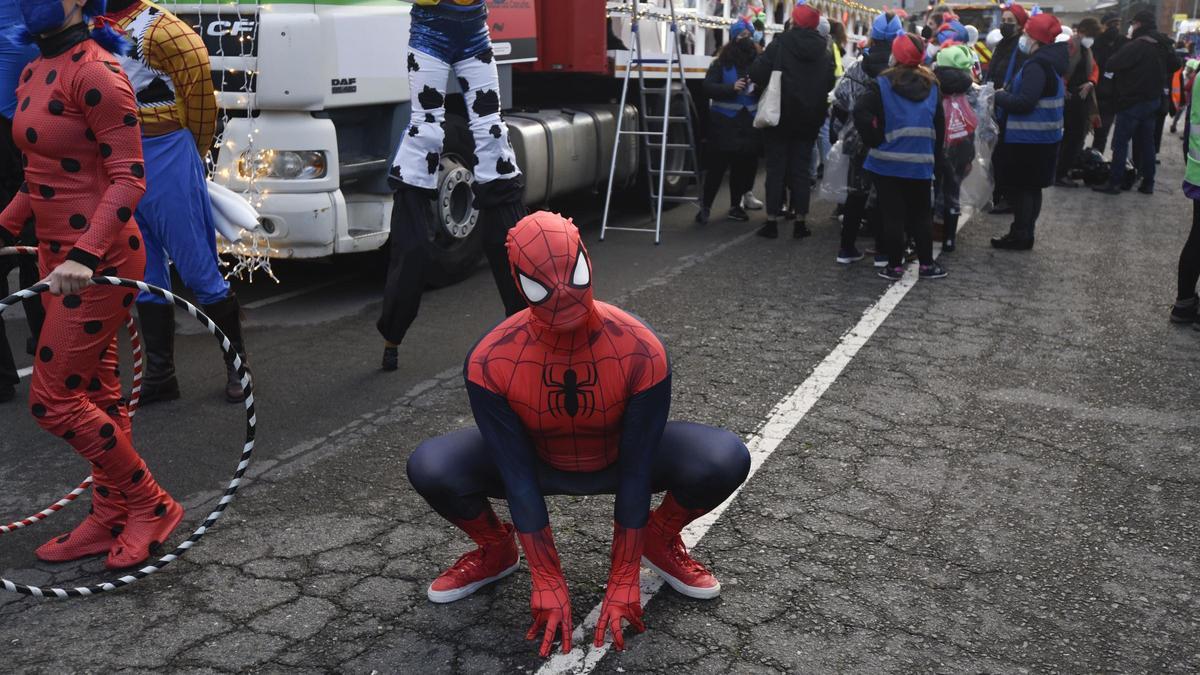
[{"xmin": 238, "ymin": 150, "xmax": 328, "ymax": 180}]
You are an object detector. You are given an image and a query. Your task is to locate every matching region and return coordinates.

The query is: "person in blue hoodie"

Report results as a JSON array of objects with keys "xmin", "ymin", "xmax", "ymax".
[
  {"xmin": 0, "ymin": 0, "xmax": 42, "ymax": 403},
  {"xmin": 991, "ymin": 12, "xmax": 1068, "ymax": 251}
]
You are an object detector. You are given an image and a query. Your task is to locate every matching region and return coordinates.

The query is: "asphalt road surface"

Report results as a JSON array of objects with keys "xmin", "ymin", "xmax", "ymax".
[{"xmin": 1, "ymin": 153, "xmax": 1197, "ymax": 674}]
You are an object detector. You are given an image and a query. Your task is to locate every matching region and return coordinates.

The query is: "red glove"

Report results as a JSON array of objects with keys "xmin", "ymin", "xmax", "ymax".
[
  {"xmin": 594, "ymin": 523, "xmax": 647, "ymax": 650},
  {"xmin": 518, "ymin": 527, "xmax": 573, "ymax": 658}
]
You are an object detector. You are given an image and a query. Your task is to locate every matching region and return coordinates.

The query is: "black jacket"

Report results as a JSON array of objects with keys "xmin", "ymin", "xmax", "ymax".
[
  {"xmin": 1105, "ymin": 28, "xmax": 1183, "ymax": 111},
  {"xmin": 861, "ymin": 40, "xmax": 892, "ymax": 80},
  {"xmin": 852, "ymin": 68, "xmax": 945, "ymax": 159},
  {"xmin": 989, "ymin": 33, "xmax": 1024, "ymax": 87},
  {"xmin": 749, "ymin": 28, "xmax": 836, "ymax": 137},
  {"xmin": 702, "ymin": 59, "xmax": 762, "ymax": 155},
  {"xmin": 1091, "ymin": 26, "xmax": 1125, "ymax": 71}
]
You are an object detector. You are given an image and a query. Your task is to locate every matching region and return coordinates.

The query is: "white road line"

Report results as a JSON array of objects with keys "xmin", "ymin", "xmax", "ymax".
[
  {"xmin": 538, "ymin": 267, "xmax": 923, "ymax": 675},
  {"xmin": 17, "ymin": 366, "xmax": 32, "ymax": 380},
  {"xmin": 241, "ymin": 278, "xmax": 351, "ymax": 310}
]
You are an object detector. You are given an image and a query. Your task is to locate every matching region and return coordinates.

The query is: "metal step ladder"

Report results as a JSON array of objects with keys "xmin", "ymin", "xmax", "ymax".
[{"xmin": 601, "ymin": 0, "xmax": 702, "ymax": 244}]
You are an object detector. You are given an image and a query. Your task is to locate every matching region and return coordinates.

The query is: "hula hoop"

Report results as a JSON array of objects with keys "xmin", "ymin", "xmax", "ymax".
[
  {"xmin": 0, "ymin": 276, "xmax": 257, "ymax": 597},
  {"xmin": 0, "ymin": 247, "xmax": 143, "ymax": 534}
]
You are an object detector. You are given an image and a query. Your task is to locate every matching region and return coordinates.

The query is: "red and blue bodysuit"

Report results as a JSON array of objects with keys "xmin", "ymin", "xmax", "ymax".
[
  {"xmin": 407, "ymin": 211, "xmax": 751, "ymax": 656},
  {"xmin": 1, "ymin": 6, "xmax": 183, "ymax": 569}
]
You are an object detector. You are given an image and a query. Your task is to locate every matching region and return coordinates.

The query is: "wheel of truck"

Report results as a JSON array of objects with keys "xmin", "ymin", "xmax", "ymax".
[
  {"xmin": 644, "ymin": 83, "xmax": 693, "ymax": 198},
  {"xmin": 421, "ymin": 153, "xmax": 484, "ymax": 288}
]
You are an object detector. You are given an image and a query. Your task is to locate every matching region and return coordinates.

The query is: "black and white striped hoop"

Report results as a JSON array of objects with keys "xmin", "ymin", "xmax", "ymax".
[
  {"xmin": 0, "ymin": 276, "xmax": 257, "ymax": 597},
  {"xmin": 0, "ymin": 248, "xmax": 143, "ymax": 535}
]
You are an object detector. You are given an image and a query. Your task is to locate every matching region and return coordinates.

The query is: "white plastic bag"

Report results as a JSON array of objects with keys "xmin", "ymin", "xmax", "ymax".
[
  {"xmin": 753, "ymin": 70, "xmax": 782, "ymax": 129},
  {"xmin": 818, "ymin": 139, "xmax": 850, "ymax": 204}
]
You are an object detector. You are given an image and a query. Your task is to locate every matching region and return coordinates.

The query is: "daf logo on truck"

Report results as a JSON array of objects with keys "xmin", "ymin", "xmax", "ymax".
[
  {"xmin": 207, "ymin": 19, "xmax": 256, "ymax": 37},
  {"xmin": 331, "ymin": 78, "xmax": 357, "ymax": 95}
]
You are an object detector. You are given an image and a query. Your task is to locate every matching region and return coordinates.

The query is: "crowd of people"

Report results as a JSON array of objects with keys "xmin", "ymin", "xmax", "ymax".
[{"xmin": 697, "ymin": 2, "xmax": 1196, "ymax": 285}]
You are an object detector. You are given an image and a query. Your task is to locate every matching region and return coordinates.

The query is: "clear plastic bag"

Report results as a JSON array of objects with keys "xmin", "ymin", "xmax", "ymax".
[
  {"xmin": 819, "ymin": 139, "xmax": 851, "ymax": 204},
  {"xmin": 958, "ymin": 82, "xmax": 998, "ymax": 214}
]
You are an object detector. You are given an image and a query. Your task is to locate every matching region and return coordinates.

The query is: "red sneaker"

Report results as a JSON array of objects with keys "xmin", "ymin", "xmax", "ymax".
[
  {"xmin": 428, "ymin": 523, "xmax": 520, "ymax": 603},
  {"xmin": 642, "ymin": 531, "xmax": 721, "ymax": 600}
]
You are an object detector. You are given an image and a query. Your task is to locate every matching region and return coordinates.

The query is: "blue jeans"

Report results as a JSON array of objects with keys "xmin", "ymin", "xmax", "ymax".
[
  {"xmin": 1109, "ymin": 98, "xmax": 1159, "ymax": 188},
  {"xmin": 136, "ymin": 129, "xmax": 229, "ymax": 307},
  {"xmin": 409, "ymin": 5, "xmax": 490, "ymax": 63}
]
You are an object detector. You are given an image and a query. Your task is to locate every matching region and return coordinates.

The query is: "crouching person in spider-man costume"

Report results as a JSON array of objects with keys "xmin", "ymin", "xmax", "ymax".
[{"xmin": 407, "ymin": 211, "xmax": 751, "ymax": 657}]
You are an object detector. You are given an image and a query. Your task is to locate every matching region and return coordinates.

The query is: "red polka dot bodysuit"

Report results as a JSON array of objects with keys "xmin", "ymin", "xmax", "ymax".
[{"xmin": 0, "ymin": 23, "xmax": 183, "ymax": 570}]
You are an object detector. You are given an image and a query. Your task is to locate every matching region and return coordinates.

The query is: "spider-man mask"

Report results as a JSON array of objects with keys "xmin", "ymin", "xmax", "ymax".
[{"xmin": 507, "ymin": 211, "xmax": 595, "ymax": 332}]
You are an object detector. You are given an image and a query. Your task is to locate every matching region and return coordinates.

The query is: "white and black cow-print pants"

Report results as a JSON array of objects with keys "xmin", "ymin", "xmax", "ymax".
[{"xmin": 390, "ymin": 47, "xmax": 521, "ymax": 190}]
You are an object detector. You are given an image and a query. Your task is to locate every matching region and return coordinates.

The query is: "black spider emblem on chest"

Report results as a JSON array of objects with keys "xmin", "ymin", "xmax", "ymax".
[{"xmin": 543, "ymin": 364, "xmax": 597, "ymax": 418}]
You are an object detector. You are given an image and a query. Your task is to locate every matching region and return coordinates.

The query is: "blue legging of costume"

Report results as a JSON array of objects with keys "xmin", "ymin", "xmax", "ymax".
[
  {"xmin": 135, "ymin": 129, "xmax": 229, "ymax": 306},
  {"xmin": 407, "ymin": 421, "xmax": 751, "ymax": 523}
]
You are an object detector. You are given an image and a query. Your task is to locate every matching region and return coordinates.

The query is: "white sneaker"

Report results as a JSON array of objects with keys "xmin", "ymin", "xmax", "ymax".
[{"xmin": 741, "ymin": 192, "xmax": 764, "ymax": 210}]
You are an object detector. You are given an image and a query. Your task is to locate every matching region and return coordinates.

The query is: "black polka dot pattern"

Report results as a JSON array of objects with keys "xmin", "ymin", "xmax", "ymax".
[
  {"xmin": 65, "ymin": 374, "xmax": 82, "ymax": 389},
  {"xmin": 62, "ymin": 294, "xmax": 82, "ymax": 308},
  {"xmin": 71, "ymin": 51, "xmax": 84, "ymax": 62},
  {"xmin": 99, "ymin": 423, "xmax": 115, "ymax": 438},
  {"xmin": 69, "ymin": 214, "xmax": 87, "ymax": 230},
  {"xmin": 31, "ymin": 403, "xmax": 47, "ymax": 417},
  {"xmin": 38, "ymin": 184, "xmax": 55, "ymax": 199},
  {"xmin": 85, "ymin": 128, "xmax": 96, "ymax": 141},
  {"xmin": 22, "ymin": 69, "xmax": 31, "ymax": 83},
  {"xmin": 99, "ymin": 143, "xmax": 112, "ymax": 158},
  {"xmin": 63, "ymin": 430, "xmax": 76, "ymax": 440},
  {"xmin": 49, "ymin": 241, "xmax": 61, "ymax": 253},
  {"xmin": 60, "ymin": 158, "xmax": 81, "ymax": 172},
  {"xmin": 130, "ymin": 162, "xmax": 144, "ymax": 178},
  {"xmin": 39, "ymin": 346, "xmax": 53, "ymax": 362},
  {"xmin": 25, "ymin": 127, "xmax": 37, "ymax": 143},
  {"xmin": 95, "ymin": 485, "xmax": 109, "ymax": 497},
  {"xmin": 19, "ymin": 97, "xmax": 29, "ymax": 111},
  {"xmin": 87, "ymin": 377, "xmax": 101, "ymax": 391},
  {"xmin": 101, "ymin": 437, "xmax": 118, "ymax": 451},
  {"xmin": 44, "ymin": 69, "xmax": 56, "ymax": 84},
  {"xmin": 117, "ymin": 207, "xmax": 132, "ymax": 222},
  {"xmin": 129, "ymin": 236, "xmax": 140, "ymax": 250},
  {"xmin": 131, "ymin": 469, "xmax": 145, "ymax": 484},
  {"xmin": 85, "ymin": 88, "xmax": 102, "ymax": 106},
  {"xmin": 48, "ymin": 99, "xmax": 64, "ymax": 115},
  {"xmin": 122, "ymin": 293, "xmax": 134, "ymax": 307},
  {"xmin": 84, "ymin": 320, "xmax": 103, "ymax": 335},
  {"xmin": 123, "ymin": 113, "xmax": 138, "ymax": 127}
]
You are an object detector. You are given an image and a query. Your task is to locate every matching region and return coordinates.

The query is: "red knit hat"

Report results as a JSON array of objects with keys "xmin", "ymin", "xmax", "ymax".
[
  {"xmin": 890, "ymin": 33, "xmax": 924, "ymax": 67},
  {"xmin": 1006, "ymin": 3, "xmax": 1029, "ymax": 27},
  {"xmin": 1024, "ymin": 13, "xmax": 1061, "ymax": 45},
  {"xmin": 792, "ymin": 3, "xmax": 821, "ymax": 30}
]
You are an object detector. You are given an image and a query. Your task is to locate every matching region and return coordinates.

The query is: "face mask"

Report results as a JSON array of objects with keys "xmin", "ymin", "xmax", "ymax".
[
  {"xmin": 18, "ymin": 0, "xmax": 73, "ymax": 36},
  {"xmin": 1127, "ymin": 25, "xmax": 1135, "ymax": 38},
  {"xmin": 1018, "ymin": 35, "xmax": 1033, "ymax": 54},
  {"xmin": 1000, "ymin": 23, "xmax": 1017, "ymax": 39},
  {"xmin": 1081, "ymin": 37, "xmax": 1094, "ymax": 48},
  {"xmin": 888, "ymin": 55, "xmax": 897, "ymax": 68}
]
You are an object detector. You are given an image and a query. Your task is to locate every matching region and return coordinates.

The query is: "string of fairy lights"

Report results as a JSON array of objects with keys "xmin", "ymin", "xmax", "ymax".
[{"xmin": 166, "ymin": 0, "xmax": 277, "ymax": 283}]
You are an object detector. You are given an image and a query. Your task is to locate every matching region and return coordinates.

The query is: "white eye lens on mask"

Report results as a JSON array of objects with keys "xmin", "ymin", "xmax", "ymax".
[
  {"xmin": 518, "ymin": 273, "xmax": 550, "ymax": 304},
  {"xmin": 1081, "ymin": 37, "xmax": 1094, "ymax": 48}
]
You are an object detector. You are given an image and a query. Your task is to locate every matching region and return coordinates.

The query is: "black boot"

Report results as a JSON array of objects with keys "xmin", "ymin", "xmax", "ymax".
[
  {"xmin": 136, "ymin": 303, "xmax": 181, "ymax": 406},
  {"xmin": 202, "ymin": 292, "xmax": 249, "ymax": 403}
]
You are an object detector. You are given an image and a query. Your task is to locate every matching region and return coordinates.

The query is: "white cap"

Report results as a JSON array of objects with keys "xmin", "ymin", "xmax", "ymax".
[
  {"xmin": 986, "ymin": 28, "xmax": 1002, "ymax": 50},
  {"xmin": 966, "ymin": 24, "xmax": 979, "ymax": 45},
  {"xmin": 1055, "ymin": 25, "xmax": 1073, "ymax": 43}
]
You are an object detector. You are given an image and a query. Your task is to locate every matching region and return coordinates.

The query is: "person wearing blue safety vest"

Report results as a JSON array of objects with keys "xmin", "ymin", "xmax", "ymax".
[
  {"xmin": 697, "ymin": 19, "xmax": 762, "ymax": 225},
  {"xmin": 991, "ymin": 12, "xmax": 1067, "ymax": 251},
  {"xmin": 854, "ymin": 33, "xmax": 948, "ymax": 282}
]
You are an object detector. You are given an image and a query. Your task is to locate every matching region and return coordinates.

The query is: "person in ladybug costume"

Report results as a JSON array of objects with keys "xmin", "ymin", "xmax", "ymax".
[
  {"xmin": 406, "ymin": 211, "xmax": 751, "ymax": 657},
  {"xmin": 1, "ymin": 0, "xmax": 184, "ymax": 568}
]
